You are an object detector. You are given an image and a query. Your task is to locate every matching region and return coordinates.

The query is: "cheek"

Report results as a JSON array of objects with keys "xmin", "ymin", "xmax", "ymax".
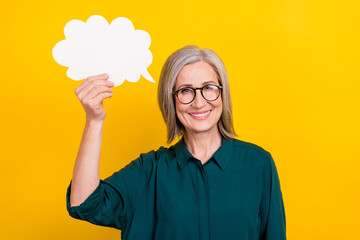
[
  {"xmin": 214, "ymin": 99, "xmax": 223, "ymax": 112},
  {"xmin": 175, "ymin": 101, "xmax": 186, "ymax": 115},
  {"xmin": 213, "ymin": 100, "xmax": 223, "ymax": 121},
  {"xmin": 175, "ymin": 101, "xmax": 186, "ymax": 123}
]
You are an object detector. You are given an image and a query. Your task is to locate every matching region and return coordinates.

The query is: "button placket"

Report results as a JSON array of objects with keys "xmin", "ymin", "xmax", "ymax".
[{"xmin": 194, "ymin": 160, "xmax": 210, "ymax": 240}]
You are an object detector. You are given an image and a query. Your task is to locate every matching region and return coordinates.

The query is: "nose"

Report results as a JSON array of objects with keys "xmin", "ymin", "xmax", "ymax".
[{"xmin": 191, "ymin": 89, "xmax": 207, "ymax": 108}]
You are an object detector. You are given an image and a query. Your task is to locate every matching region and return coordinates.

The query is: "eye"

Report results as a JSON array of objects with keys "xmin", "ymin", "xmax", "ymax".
[
  {"xmin": 180, "ymin": 88, "xmax": 193, "ymax": 94},
  {"xmin": 204, "ymin": 85, "xmax": 217, "ymax": 90}
]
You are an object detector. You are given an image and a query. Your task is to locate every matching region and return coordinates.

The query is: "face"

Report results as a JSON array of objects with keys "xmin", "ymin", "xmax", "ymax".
[{"xmin": 174, "ymin": 61, "xmax": 223, "ymax": 136}]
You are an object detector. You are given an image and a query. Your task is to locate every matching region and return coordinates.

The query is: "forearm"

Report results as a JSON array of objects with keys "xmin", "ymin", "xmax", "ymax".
[{"xmin": 70, "ymin": 120, "xmax": 104, "ymax": 207}]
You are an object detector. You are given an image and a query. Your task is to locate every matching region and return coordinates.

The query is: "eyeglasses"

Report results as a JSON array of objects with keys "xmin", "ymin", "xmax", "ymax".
[{"xmin": 173, "ymin": 85, "xmax": 222, "ymax": 104}]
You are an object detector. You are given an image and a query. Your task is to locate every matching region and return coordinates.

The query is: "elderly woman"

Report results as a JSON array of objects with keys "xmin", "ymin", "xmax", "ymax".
[{"xmin": 67, "ymin": 45, "xmax": 286, "ymax": 240}]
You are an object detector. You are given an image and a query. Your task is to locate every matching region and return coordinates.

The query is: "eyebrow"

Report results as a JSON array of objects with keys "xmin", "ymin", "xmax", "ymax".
[{"xmin": 177, "ymin": 81, "xmax": 217, "ymax": 89}]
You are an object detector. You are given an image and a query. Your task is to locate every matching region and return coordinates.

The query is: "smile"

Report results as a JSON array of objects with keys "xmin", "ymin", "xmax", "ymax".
[{"xmin": 189, "ymin": 110, "xmax": 211, "ymax": 118}]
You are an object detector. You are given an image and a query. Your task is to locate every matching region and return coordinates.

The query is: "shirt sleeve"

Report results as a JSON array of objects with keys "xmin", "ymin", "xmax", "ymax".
[
  {"xmin": 259, "ymin": 153, "xmax": 287, "ymax": 240},
  {"xmin": 66, "ymin": 151, "xmax": 155, "ymax": 230}
]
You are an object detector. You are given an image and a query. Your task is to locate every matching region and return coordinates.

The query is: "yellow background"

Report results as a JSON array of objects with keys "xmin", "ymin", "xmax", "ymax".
[{"xmin": 0, "ymin": 0, "xmax": 359, "ymax": 239}]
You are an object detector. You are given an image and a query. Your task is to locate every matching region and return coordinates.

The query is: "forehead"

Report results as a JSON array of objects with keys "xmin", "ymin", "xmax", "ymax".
[{"xmin": 175, "ymin": 61, "xmax": 218, "ymax": 88}]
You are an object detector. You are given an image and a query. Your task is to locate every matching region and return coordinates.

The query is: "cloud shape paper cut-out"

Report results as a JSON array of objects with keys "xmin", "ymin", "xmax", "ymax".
[{"xmin": 52, "ymin": 15, "xmax": 154, "ymax": 86}]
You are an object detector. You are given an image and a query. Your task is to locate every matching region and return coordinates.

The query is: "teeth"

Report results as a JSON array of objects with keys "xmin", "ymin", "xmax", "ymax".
[{"xmin": 189, "ymin": 111, "xmax": 210, "ymax": 117}]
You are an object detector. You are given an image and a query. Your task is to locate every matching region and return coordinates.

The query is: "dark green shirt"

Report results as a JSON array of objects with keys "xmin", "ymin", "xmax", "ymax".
[{"xmin": 66, "ymin": 137, "xmax": 286, "ymax": 240}]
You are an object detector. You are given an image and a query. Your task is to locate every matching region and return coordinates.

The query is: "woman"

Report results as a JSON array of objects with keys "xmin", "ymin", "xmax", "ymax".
[{"xmin": 67, "ymin": 45, "xmax": 286, "ymax": 240}]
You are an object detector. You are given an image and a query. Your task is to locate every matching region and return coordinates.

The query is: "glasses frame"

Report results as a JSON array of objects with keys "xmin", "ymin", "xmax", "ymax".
[{"xmin": 173, "ymin": 84, "xmax": 223, "ymax": 104}]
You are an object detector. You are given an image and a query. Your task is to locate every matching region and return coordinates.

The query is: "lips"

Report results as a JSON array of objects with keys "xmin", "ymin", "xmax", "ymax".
[{"xmin": 189, "ymin": 110, "xmax": 211, "ymax": 119}]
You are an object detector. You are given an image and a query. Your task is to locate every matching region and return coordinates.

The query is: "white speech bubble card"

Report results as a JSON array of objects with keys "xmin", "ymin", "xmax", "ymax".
[{"xmin": 53, "ymin": 15, "xmax": 154, "ymax": 86}]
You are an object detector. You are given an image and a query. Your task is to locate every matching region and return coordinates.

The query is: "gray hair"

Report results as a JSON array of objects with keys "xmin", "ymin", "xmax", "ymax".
[{"xmin": 158, "ymin": 45, "xmax": 236, "ymax": 143}]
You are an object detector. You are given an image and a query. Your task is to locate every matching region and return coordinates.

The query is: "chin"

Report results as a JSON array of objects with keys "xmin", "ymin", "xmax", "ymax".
[{"xmin": 185, "ymin": 124, "xmax": 219, "ymax": 135}]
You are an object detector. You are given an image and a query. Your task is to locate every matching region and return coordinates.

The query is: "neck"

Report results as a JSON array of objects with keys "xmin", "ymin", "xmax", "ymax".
[{"xmin": 184, "ymin": 129, "xmax": 222, "ymax": 164}]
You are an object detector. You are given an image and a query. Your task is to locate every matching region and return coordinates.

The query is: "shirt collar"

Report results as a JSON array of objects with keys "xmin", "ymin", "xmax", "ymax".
[{"xmin": 172, "ymin": 136, "xmax": 233, "ymax": 171}]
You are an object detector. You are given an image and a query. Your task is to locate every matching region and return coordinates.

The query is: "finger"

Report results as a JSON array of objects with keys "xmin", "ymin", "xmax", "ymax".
[
  {"xmin": 91, "ymin": 92, "xmax": 113, "ymax": 106},
  {"xmin": 75, "ymin": 73, "xmax": 111, "ymax": 96},
  {"xmin": 77, "ymin": 73, "xmax": 108, "ymax": 91},
  {"xmin": 78, "ymin": 80, "xmax": 114, "ymax": 100},
  {"xmin": 77, "ymin": 80, "xmax": 114, "ymax": 100},
  {"xmin": 86, "ymin": 73, "xmax": 109, "ymax": 81},
  {"xmin": 86, "ymin": 85, "xmax": 113, "ymax": 100}
]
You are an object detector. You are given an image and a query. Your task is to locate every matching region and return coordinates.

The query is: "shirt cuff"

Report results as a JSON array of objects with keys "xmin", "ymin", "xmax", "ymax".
[{"xmin": 66, "ymin": 180, "xmax": 103, "ymax": 220}]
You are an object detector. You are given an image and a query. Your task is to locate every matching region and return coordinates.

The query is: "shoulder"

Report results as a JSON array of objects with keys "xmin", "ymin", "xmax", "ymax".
[
  {"xmin": 228, "ymin": 138, "xmax": 273, "ymax": 167},
  {"xmin": 104, "ymin": 146, "xmax": 173, "ymax": 183},
  {"xmin": 135, "ymin": 145, "xmax": 174, "ymax": 167},
  {"xmin": 139, "ymin": 146, "xmax": 173, "ymax": 160},
  {"xmin": 231, "ymin": 138, "xmax": 271, "ymax": 157}
]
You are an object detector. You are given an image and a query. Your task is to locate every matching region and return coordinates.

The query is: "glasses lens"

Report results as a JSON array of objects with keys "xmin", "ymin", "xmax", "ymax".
[
  {"xmin": 202, "ymin": 85, "xmax": 220, "ymax": 101},
  {"xmin": 177, "ymin": 88, "xmax": 195, "ymax": 104}
]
